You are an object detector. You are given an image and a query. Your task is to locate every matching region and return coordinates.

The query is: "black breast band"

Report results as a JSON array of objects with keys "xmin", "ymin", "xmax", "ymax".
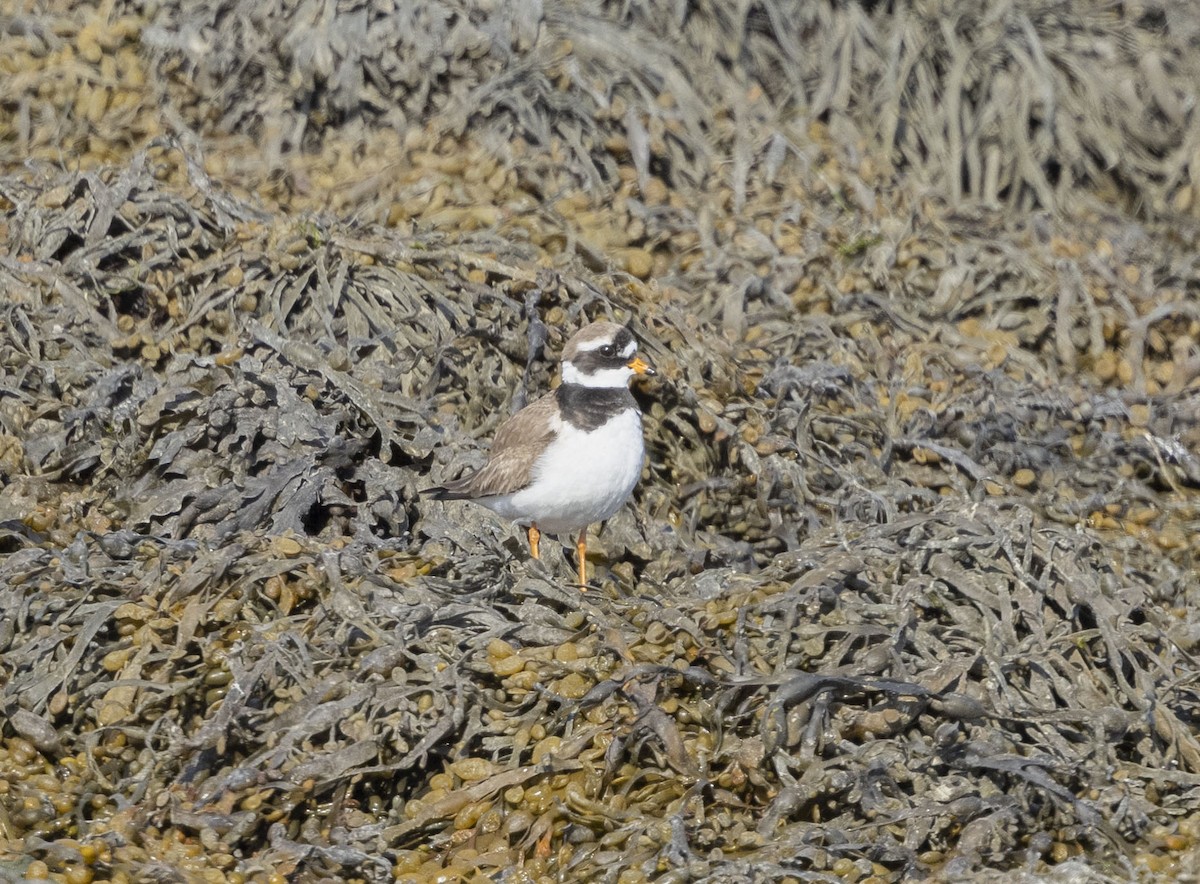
[{"xmin": 555, "ymin": 384, "xmax": 638, "ymax": 432}]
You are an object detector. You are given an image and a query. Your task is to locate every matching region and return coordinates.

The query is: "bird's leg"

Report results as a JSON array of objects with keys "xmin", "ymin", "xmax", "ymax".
[
  {"xmin": 527, "ymin": 523, "xmax": 541, "ymax": 560},
  {"xmin": 576, "ymin": 529, "xmax": 588, "ymax": 589}
]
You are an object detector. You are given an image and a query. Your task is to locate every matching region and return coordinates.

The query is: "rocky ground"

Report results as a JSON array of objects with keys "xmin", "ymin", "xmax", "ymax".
[{"xmin": 4, "ymin": 1, "xmax": 1200, "ymax": 882}]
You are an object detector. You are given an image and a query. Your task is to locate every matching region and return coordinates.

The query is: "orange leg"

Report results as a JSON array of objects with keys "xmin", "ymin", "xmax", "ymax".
[
  {"xmin": 576, "ymin": 528, "xmax": 588, "ymax": 589},
  {"xmin": 527, "ymin": 523, "xmax": 540, "ymax": 560},
  {"xmin": 534, "ymin": 818, "xmax": 553, "ymax": 858}
]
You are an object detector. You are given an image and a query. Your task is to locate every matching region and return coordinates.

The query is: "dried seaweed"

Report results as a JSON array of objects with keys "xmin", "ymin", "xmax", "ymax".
[
  {"xmin": 4, "ymin": 1, "xmax": 1200, "ymax": 882},
  {"xmin": 122, "ymin": 0, "xmax": 1200, "ymax": 217}
]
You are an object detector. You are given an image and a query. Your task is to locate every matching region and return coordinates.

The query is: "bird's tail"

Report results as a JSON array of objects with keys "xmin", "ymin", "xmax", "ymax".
[{"xmin": 419, "ymin": 481, "xmax": 471, "ymax": 501}]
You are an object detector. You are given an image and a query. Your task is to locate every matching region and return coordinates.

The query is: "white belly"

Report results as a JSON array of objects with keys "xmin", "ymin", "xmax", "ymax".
[{"xmin": 481, "ymin": 409, "xmax": 645, "ymax": 534}]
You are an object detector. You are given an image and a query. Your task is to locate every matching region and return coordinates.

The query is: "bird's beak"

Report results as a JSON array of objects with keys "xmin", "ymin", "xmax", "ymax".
[{"xmin": 627, "ymin": 356, "xmax": 655, "ymax": 376}]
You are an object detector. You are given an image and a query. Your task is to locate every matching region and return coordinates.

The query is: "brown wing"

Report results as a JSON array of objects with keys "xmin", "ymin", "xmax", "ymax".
[{"xmin": 434, "ymin": 393, "xmax": 559, "ymax": 499}]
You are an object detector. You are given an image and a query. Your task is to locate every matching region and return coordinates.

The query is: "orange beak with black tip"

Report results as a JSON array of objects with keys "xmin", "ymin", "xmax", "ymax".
[{"xmin": 627, "ymin": 356, "xmax": 655, "ymax": 376}]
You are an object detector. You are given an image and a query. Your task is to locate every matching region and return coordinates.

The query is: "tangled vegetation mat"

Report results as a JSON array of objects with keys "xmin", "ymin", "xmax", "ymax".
[{"xmin": 4, "ymin": 1, "xmax": 1200, "ymax": 882}]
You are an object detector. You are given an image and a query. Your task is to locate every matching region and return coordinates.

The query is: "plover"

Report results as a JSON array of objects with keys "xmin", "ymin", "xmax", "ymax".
[{"xmin": 424, "ymin": 321, "xmax": 655, "ymax": 586}]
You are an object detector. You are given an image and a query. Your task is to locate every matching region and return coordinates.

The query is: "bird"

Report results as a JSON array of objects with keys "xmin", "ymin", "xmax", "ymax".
[{"xmin": 424, "ymin": 320, "xmax": 655, "ymax": 587}]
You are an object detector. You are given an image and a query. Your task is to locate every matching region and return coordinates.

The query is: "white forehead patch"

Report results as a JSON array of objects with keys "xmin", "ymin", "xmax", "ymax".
[
  {"xmin": 573, "ymin": 334, "xmax": 636, "ymax": 358},
  {"xmin": 575, "ymin": 336, "xmax": 616, "ymax": 352}
]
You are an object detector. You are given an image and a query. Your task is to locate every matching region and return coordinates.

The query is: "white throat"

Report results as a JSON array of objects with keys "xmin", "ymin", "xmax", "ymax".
[{"xmin": 561, "ymin": 361, "xmax": 633, "ymax": 388}]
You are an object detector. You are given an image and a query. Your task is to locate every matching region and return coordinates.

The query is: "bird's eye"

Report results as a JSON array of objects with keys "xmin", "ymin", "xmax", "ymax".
[{"xmin": 599, "ymin": 344, "xmax": 615, "ymax": 357}]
